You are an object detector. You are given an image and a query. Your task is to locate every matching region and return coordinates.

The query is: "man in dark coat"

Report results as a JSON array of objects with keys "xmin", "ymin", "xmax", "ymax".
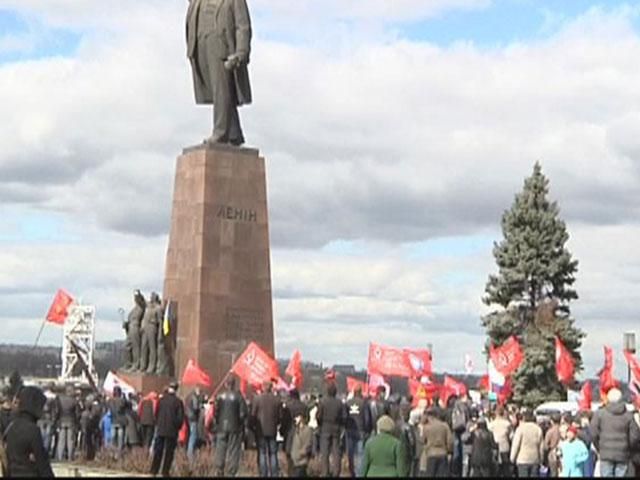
[
  {"xmin": 282, "ymin": 389, "xmax": 308, "ymax": 476},
  {"xmin": 363, "ymin": 386, "xmax": 389, "ymax": 441},
  {"xmin": 468, "ymin": 418, "xmax": 498, "ymax": 477},
  {"xmin": 317, "ymin": 382, "xmax": 347, "ymax": 477},
  {"xmin": 345, "ymin": 385, "xmax": 367, "ymax": 477},
  {"xmin": 138, "ymin": 392, "xmax": 158, "ymax": 449},
  {"xmin": 213, "ymin": 376, "xmax": 248, "ymax": 476},
  {"xmin": 4, "ymin": 386, "xmax": 54, "ymax": 477},
  {"xmin": 590, "ymin": 388, "xmax": 640, "ymax": 477},
  {"xmin": 251, "ymin": 381, "xmax": 282, "ymax": 477},
  {"xmin": 55, "ymin": 385, "xmax": 79, "ymax": 461},
  {"xmin": 108, "ymin": 386, "xmax": 129, "ymax": 457},
  {"xmin": 186, "ymin": 0, "xmax": 253, "ymax": 146},
  {"xmin": 150, "ymin": 382, "xmax": 185, "ymax": 477}
]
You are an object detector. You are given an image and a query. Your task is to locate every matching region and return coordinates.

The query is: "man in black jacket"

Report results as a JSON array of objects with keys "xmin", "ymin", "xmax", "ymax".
[
  {"xmin": 251, "ymin": 381, "xmax": 283, "ymax": 477},
  {"xmin": 363, "ymin": 386, "xmax": 388, "ymax": 441},
  {"xmin": 590, "ymin": 388, "xmax": 640, "ymax": 477},
  {"xmin": 4, "ymin": 386, "xmax": 54, "ymax": 477},
  {"xmin": 346, "ymin": 385, "xmax": 366, "ymax": 477},
  {"xmin": 317, "ymin": 382, "xmax": 347, "ymax": 477},
  {"xmin": 282, "ymin": 389, "xmax": 308, "ymax": 476},
  {"xmin": 214, "ymin": 376, "xmax": 247, "ymax": 476},
  {"xmin": 150, "ymin": 381, "xmax": 185, "ymax": 477}
]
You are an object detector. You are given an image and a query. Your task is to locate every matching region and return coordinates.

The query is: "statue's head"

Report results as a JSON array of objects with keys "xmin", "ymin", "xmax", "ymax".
[
  {"xmin": 134, "ymin": 290, "xmax": 146, "ymax": 308},
  {"xmin": 150, "ymin": 292, "xmax": 160, "ymax": 305}
]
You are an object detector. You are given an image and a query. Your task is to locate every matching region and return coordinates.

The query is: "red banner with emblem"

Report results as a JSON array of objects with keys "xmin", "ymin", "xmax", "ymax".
[
  {"xmin": 231, "ymin": 342, "xmax": 279, "ymax": 387},
  {"xmin": 368, "ymin": 343, "xmax": 432, "ymax": 378},
  {"xmin": 489, "ymin": 336, "xmax": 524, "ymax": 376}
]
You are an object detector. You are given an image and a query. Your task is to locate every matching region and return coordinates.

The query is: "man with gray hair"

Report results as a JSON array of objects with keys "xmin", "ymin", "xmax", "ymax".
[{"xmin": 590, "ymin": 388, "xmax": 640, "ymax": 477}]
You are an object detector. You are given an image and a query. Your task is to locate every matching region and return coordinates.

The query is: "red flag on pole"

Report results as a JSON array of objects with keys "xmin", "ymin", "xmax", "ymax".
[
  {"xmin": 555, "ymin": 337, "xmax": 575, "ymax": 385},
  {"xmin": 182, "ymin": 359, "xmax": 212, "ymax": 387},
  {"xmin": 441, "ymin": 375, "xmax": 467, "ymax": 406},
  {"xmin": 403, "ymin": 348, "xmax": 433, "ymax": 377},
  {"xmin": 598, "ymin": 346, "xmax": 619, "ymax": 397},
  {"xmin": 578, "ymin": 381, "xmax": 592, "ymax": 412},
  {"xmin": 497, "ymin": 377, "xmax": 513, "ymax": 406},
  {"xmin": 46, "ymin": 289, "xmax": 75, "ymax": 325},
  {"xmin": 368, "ymin": 343, "xmax": 412, "ymax": 377},
  {"xmin": 285, "ymin": 350, "xmax": 303, "ymax": 390},
  {"xmin": 231, "ymin": 342, "xmax": 279, "ymax": 388},
  {"xmin": 623, "ymin": 350, "xmax": 640, "ymax": 398},
  {"xmin": 477, "ymin": 374, "xmax": 490, "ymax": 391},
  {"xmin": 347, "ymin": 376, "xmax": 368, "ymax": 396},
  {"xmin": 489, "ymin": 336, "xmax": 524, "ymax": 376}
]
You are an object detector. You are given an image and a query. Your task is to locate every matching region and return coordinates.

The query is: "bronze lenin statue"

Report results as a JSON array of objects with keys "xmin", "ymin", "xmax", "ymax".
[{"xmin": 186, "ymin": 0, "xmax": 253, "ymax": 146}]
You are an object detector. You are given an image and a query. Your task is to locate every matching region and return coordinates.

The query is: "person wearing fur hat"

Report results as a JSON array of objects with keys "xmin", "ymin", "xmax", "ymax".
[
  {"xmin": 4, "ymin": 386, "xmax": 54, "ymax": 477},
  {"xmin": 361, "ymin": 415, "xmax": 408, "ymax": 477},
  {"xmin": 559, "ymin": 425, "xmax": 588, "ymax": 477}
]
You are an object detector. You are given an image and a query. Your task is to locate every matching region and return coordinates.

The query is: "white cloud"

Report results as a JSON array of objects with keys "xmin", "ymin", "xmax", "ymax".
[{"xmin": 0, "ymin": 3, "xmax": 640, "ymax": 377}]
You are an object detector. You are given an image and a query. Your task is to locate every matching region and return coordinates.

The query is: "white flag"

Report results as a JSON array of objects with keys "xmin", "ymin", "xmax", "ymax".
[
  {"xmin": 103, "ymin": 371, "xmax": 136, "ymax": 398},
  {"xmin": 464, "ymin": 354, "xmax": 474, "ymax": 374}
]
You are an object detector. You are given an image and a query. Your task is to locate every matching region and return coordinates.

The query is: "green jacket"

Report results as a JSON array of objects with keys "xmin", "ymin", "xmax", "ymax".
[{"xmin": 362, "ymin": 432, "xmax": 409, "ymax": 477}]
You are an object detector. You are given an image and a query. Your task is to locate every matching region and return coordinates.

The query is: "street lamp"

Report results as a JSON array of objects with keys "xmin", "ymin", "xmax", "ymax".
[{"xmin": 623, "ymin": 332, "xmax": 636, "ymax": 384}]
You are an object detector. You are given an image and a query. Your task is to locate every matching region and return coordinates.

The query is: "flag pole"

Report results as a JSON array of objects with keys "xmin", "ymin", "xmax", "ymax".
[
  {"xmin": 33, "ymin": 318, "xmax": 47, "ymax": 349},
  {"xmin": 211, "ymin": 370, "xmax": 232, "ymax": 398}
]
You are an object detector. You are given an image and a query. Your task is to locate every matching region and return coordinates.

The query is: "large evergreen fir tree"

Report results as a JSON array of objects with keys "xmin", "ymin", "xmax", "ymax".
[{"xmin": 482, "ymin": 163, "xmax": 585, "ymax": 408}]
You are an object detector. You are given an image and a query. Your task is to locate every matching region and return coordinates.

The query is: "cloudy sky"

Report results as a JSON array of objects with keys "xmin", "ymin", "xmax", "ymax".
[{"xmin": 1, "ymin": 0, "xmax": 640, "ymax": 380}]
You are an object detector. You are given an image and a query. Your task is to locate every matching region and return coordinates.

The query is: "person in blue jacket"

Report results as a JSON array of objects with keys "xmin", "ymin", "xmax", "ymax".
[
  {"xmin": 100, "ymin": 409, "xmax": 113, "ymax": 448},
  {"xmin": 559, "ymin": 425, "xmax": 589, "ymax": 477}
]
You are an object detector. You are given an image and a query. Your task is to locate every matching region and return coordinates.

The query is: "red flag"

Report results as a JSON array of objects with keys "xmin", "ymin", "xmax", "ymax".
[
  {"xmin": 368, "ymin": 343, "xmax": 411, "ymax": 377},
  {"xmin": 497, "ymin": 377, "xmax": 513, "ymax": 406},
  {"xmin": 578, "ymin": 381, "xmax": 592, "ymax": 412},
  {"xmin": 46, "ymin": 289, "xmax": 75, "ymax": 325},
  {"xmin": 403, "ymin": 349, "xmax": 433, "ymax": 377},
  {"xmin": 623, "ymin": 350, "xmax": 640, "ymax": 398},
  {"xmin": 409, "ymin": 376, "xmax": 439, "ymax": 406},
  {"xmin": 598, "ymin": 346, "xmax": 619, "ymax": 397},
  {"xmin": 231, "ymin": 342, "xmax": 279, "ymax": 388},
  {"xmin": 178, "ymin": 418, "xmax": 189, "ymax": 445},
  {"xmin": 555, "ymin": 337, "xmax": 575, "ymax": 385},
  {"xmin": 489, "ymin": 336, "xmax": 524, "ymax": 376},
  {"xmin": 477, "ymin": 374, "xmax": 490, "ymax": 391},
  {"xmin": 285, "ymin": 350, "xmax": 303, "ymax": 390},
  {"xmin": 274, "ymin": 376, "xmax": 291, "ymax": 391},
  {"xmin": 347, "ymin": 376, "xmax": 368, "ymax": 396},
  {"xmin": 440, "ymin": 376, "xmax": 467, "ymax": 406},
  {"xmin": 181, "ymin": 359, "xmax": 212, "ymax": 387},
  {"xmin": 368, "ymin": 372, "xmax": 390, "ymax": 396}
]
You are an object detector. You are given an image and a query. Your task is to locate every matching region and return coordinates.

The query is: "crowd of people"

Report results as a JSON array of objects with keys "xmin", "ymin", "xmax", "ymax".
[{"xmin": 1, "ymin": 374, "xmax": 640, "ymax": 478}]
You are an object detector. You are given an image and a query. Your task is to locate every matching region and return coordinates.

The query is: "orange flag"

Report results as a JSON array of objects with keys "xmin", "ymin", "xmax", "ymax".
[{"xmin": 46, "ymin": 289, "xmax": 75, "ymax": 325}]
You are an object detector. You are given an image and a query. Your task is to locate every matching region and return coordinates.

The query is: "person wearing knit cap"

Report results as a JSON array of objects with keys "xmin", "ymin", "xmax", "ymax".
[
  {"xmin": 361, "ymin": 415, "xmax": 408, "ymax": 477},
  {"xmin": 590, "ymin": 387, "xmax": 640, "ymax": 478},
  {"xmin": 559, "ymin": 425, "xmax": 589, "ymax": 477}
]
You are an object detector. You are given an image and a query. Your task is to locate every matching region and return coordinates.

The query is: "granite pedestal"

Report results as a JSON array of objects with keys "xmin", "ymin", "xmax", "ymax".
[{"xmin": 163, "ymin": 144, "xmax": 275, "ymax": 389}]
